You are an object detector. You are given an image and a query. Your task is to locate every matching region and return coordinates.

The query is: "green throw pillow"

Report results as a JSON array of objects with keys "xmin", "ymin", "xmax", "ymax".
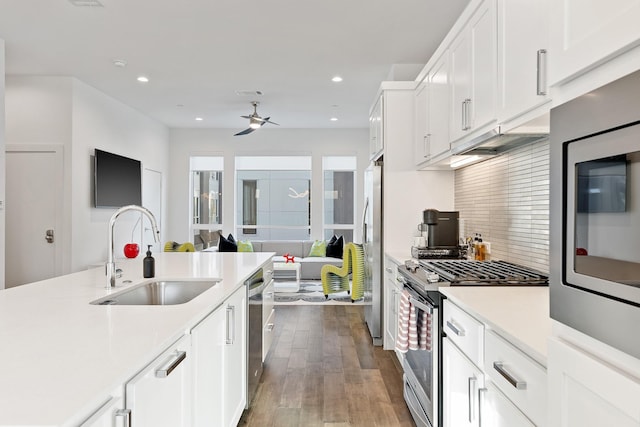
[
  {"xmin": 308, "ymin": 240, "xmax": 326, "ymax": 257},
  {"xmin": 237, "ymin": 240, "xmax": 254, "ymax": 252}
]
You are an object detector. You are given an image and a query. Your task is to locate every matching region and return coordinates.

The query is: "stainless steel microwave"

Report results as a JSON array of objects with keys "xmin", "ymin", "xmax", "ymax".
[{"xmin": 550, "ymin": 69, "xmax": 640, "ymax": 360}]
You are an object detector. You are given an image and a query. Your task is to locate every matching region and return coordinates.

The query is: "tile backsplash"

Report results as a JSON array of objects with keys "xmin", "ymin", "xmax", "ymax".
[{"xmin": 455, "ymin": 139, "xmax": 549, "ymax": 273}]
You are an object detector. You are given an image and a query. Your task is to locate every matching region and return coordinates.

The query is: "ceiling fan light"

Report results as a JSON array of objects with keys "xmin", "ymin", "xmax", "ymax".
[{"xmin": 249, "ymin": 117, "xmax": 261, "ymax": 129}]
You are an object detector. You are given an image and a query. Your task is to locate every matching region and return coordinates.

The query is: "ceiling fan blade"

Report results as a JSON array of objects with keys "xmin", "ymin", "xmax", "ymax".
[
  {"xmin": 240, "ymin": 115, "xmax": 252, "ymax": 119},
  {"xmin": 234, "ymin": 127, "xmax": 255, "ymax": 136},
  {"xmin": 262, "ymin": 117, "xmax": 279, "ymax": 126}
]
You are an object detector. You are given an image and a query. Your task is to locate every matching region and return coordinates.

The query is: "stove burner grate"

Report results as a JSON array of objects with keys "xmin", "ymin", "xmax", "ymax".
[{"xmin": 419, "ymin": 260, "xmax": 548, "ymax": 285}]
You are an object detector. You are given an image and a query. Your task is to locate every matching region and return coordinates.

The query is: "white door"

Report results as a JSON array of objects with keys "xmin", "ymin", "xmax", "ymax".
[
  {"xmin": 443, "ymin": 337, "xmax": 483, "ymax": 427},
  {"xmin": 142, "ymin": 168, "xmax": 162, "ymax": 251},
  {"xmin": 5, "ymin": 145, "xmax": 63, "ymax": 288}
]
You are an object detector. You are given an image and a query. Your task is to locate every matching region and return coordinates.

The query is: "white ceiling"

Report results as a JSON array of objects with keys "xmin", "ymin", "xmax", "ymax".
[{"xmin": 0, "ymin": 0, "xmax": 469, "ymax": 131}]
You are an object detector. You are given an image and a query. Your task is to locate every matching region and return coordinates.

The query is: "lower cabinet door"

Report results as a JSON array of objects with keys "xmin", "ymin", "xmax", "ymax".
[
  {"xmin": 548, "ymin": 337, "xmax": 640, "ymax": 427},
  {"xmin": 443, "ymin": 337, "xmax": 484, "ymax": 427},
  {"xmin": 224, "ymin": 286, "xmax": 247, "ymax": 427},
  {"xmin": 125, "ymin": 335, "xmax": 191, "ymax": 427},
  {"xmin": 79, "ymin": 389, "xmax": 125, "ymax": 427},
  {"xmin": 480, "ymin": 381, "xmax": 535, "ymax": 427}
]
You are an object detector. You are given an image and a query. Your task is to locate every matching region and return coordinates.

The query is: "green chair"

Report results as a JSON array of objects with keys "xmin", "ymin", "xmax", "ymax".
[
  {"xmin": 164, "ymin": 241, "xmax": 196, "ymax": 252},
  {"xmin": 321, "ymin": 242, "xmax": 365, "ymax": 302}
]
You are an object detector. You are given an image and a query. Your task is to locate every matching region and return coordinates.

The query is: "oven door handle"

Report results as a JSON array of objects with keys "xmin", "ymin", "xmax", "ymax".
[{"xmin": 403, "ymin": 287, "xmax": 434, "ymax": 314}]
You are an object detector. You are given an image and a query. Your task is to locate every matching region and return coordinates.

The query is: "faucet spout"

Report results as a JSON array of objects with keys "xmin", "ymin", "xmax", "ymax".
[{"xmin": 106, "ymin": 205, "xmax": 160, "ymax": 288}]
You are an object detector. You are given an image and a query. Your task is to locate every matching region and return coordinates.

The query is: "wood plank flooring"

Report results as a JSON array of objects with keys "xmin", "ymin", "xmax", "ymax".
[{"xmin": 239, "ymin": 305, "xmax": 416, "ymax": 427}]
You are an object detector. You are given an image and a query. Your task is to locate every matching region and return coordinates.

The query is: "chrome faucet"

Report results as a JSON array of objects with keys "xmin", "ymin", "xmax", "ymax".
[{"xmin": 106, "ymin": 205, "xmax": 160, "ymax": 288}]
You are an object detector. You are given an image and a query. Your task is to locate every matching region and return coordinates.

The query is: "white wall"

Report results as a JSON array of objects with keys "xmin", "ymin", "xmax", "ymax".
[
  {"xmin": 0, "ymin": 40, "xmax": 5, "ymax": 289},
  {"xmin": 5, "ymin": 76, "xmax": 169, "ymax": 273},
  {"xmin": 167, "ymin": 128, "xmax": 370, "ymax": 244}
]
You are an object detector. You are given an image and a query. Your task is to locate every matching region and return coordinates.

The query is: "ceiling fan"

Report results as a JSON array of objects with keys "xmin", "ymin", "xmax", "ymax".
[{"xmin": 234, "ymin": 101, "xmax": 279, "ymax": 136}]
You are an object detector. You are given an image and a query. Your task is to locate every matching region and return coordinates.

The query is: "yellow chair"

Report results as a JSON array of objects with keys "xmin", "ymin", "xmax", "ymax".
[
  {"xmin": 320, "ymin": 242, "xmax": 365, "ymax": 302},
  {"xmin": 164, "ymin": 241, "xmax": 196, "ymax": 252}
]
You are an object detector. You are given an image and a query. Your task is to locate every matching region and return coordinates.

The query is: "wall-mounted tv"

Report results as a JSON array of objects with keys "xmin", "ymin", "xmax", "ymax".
[{"xmin": 94, "ymin": 149, "xmax": 142, "ymax": 208}]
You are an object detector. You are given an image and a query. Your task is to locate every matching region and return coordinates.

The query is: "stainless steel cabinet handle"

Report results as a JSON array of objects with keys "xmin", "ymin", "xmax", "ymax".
[
  {"xmin": 446, "ymin": 319, "xmax": 466, "ymax": 336},
  {"xmin": 493, "ymin": 361, "xmax": 527, "ymax": 389},
  {"xmin": 424, "ymin": 134, "xmax": 431, "ymax": 159},
  {"xmin": 464, "ymin": 98, "xmax": 472, "ymax": 130},
  {"xmin": 478, "ymin": 387, "xmax": 487, "ymax": 427},
  {"xmin": 45, "ymin": 229, "xmax": 55, "ymax": 243},
  {"xmin": 461, "ymin": 100, "xmax": 467, "ymax": 130},
  {"xmin": 536, "ymin": 49, "xmax": 547, "ymax": 96},
  {"xmin": 155, "ymin": 350, "xmax": 187, "ymax": 378},
  {"xmin": 468, "ymin": 376, "xmax": 477, "ymax": 422},
  {"xmin": 226, "ymin": 305, "xmax": 235, "ymax": 345},
  {"xmin": 115, "ymin": 409, "xmax": 131, "ymax": 427},
  {"xmin": 266, "ymin": 323, "xmax": 275, "ymax": 332}
]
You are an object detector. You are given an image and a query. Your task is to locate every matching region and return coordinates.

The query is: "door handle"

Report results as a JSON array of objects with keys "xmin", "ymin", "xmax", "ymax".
[
  {"xmin": 155, "ymin": 350, "xmax": 187, "ymax": 378},
  {"xmin": 536, "ymin": 49, "xmax": 547, "ymax": 96},
  {"xmin": 45, "ymin": 229, "xmax": 54, "ymax": 243}
]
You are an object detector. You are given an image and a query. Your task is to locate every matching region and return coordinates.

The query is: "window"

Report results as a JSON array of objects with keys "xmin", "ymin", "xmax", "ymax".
[
  {"xmin": 323, "ymin": 156, "xmax": 356, "ymax": 242},
  {"xmin": 190, "ymin": 156, "xmax": 223, "ymax": 249},
  {"xmin": 236, "ymin": 156, "xmax": 311, "ymax": 240}
]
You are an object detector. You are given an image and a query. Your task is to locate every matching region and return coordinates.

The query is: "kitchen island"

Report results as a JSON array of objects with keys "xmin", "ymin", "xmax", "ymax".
[{"xmin": 0, "ymin": 251, "xmax": 273, "ymax": 426}]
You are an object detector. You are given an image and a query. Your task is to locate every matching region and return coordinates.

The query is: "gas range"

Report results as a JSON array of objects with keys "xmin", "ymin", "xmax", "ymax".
[{"xmin": 399, "ymin": 259, "xmax": 548, "ymax": 294}]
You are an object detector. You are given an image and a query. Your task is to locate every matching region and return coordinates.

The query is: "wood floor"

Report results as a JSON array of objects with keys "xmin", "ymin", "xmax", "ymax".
[{"xmin": 239, "ymin": 305, "xmax": 416, "ymax": 427}]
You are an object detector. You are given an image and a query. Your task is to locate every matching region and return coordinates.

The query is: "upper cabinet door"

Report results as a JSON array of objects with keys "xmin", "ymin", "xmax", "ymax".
[
  {"xmin": 369, "ymin": 96, "xmax": 384, "ymax": 160},
  {"xmin": 428, "ymin": 52, "xmax": 451, "ymax": 159},
  {"xmin": 496, "ymin": 0, "xmax": 550, "ymax": 123},
  {"xmin": 549, "ymin": 0, "xmax": 640, "ymax": 86},
  {"xmin": 450, "ymin": 0, "xmax": 497, "ymax": 143},
  {"xmin": 414, "ymin": 80, "xmax": 430, "ymax": 165}
]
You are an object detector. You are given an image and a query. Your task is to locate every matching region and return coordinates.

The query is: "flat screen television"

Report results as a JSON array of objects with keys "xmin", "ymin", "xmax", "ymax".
[{"xmin": 94, "ymin": 149, "xmax": 142, "ymax": 208}]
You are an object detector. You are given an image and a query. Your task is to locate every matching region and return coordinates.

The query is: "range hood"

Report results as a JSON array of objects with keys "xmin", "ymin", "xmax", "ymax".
[{"xmin": 451, "ymin": 113, "xmax": 549, "ymax": 157}]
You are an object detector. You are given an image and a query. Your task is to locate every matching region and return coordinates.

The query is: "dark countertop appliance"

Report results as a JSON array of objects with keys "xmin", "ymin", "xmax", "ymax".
[
  {"xmin": 397, "ymin": 258, "xmax": 548, "ymax": 427},
  {"xmin": 413, "ymin": 210, "xmax": 461, "ymax": 259}
]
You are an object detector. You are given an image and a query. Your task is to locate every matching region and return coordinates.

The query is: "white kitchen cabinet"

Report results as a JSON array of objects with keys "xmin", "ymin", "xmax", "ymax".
[
  {"xmin": 427, "ymin": 52, "xmax": 451, "ymax": 159},
  {"xmin": 414, "ymin": 80, "xmax": 430, "ymax": 165},
  {"xmin": 484, "ymin": 330, "xmax": 546, "ymax": 426},
  {"xmin": 496, "ymin": 0, "xmax": 550, "ymax": 124},
  {"xmin": 191, "ymin": 285, "xmax": 247, "ymax": 427},
  {"xmin": 125, "ymin": 335, "xmax": 192, "ymax": 427},
  {"xmin": 443, "ymin": 337, "xmax": 484, "ymax": 427},
  {"xmin": 548, "ymin": 337, "xmax": 640, "ymax": 427},
  {"xmin": 449, "ymin": 0, "xmax": 497, "ymax": 144},
  {"xmin": 79, "ymin": 389, "xmax": 125, "ymax": 427},
  {"xmin": 442, "ymin": 298, "xmax": 547, "ymax": 427},
  {"xmin": 383, "ymin": 256, "xmax": 402, "ymax": 354},
  {"xmin": 480, "ymin": 380, "xmax": 535, "ymax": 427},
  {"xmin": 415, "ymin": 52, "xmax": 452, "ymax": 168},
  {"xmin": 369, "ymin": 95, "xmax": 384, "ymax": 160},
  {"xmin": 549, "ymin": 0, "xmax": 640, "ymax": 86}
]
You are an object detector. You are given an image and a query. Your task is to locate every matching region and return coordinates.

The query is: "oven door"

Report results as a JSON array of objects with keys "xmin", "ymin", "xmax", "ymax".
[
  {"xmin": 564, "ymin": 122, "xmax": 640, "ymax": 306},
  {"xmin": 401, "ymin": 287, "xmax": 439, "ymax": 427}
]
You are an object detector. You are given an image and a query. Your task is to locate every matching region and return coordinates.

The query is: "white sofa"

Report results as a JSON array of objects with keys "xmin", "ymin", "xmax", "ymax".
[{"xmin": 249, "ymin": 240, "xmax": 343, "ymax": 280}]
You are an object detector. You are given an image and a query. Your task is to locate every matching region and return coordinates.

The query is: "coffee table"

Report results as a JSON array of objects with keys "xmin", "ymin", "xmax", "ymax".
[{"xmin": 272, "ymin": 262, "xmax": 301, "ymax": 292}]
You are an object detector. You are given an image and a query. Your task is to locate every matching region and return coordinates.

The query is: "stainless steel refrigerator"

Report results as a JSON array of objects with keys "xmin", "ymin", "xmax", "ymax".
[{"xmin": 363, "ymin": 160, "xmax": 383, "ymax": 346}]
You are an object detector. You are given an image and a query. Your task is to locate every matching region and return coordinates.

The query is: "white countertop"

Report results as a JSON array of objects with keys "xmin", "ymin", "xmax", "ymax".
[
  {"xmin": 0, "ymin": 252, "xmax": 272, "ymax": 426},
  {"xmin": 439, "ymin": 286, "xmax": 551, "ymax": 367}
]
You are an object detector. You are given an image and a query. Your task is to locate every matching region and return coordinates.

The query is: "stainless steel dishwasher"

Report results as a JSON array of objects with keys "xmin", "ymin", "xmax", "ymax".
[{"xmin": 246, "ymin": 267, "xmax": 272, "ymax": 407}]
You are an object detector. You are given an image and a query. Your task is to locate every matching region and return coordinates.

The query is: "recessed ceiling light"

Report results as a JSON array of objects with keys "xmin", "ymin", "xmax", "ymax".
[
  {"xmin": 137, "ymin": 76, "xmax": 149, "ymax": 83},
  {"xmin": 330, "ymin": 117, "xmax": 338, "ymax": 122},
  {"xmin": 195, "ymin": 117, "xmax": 203, "ymax": 121},
  {"xmin": 113, "ymin": 59, "xmax": 127, "ymax": 68},
  {"xmin": 68, "ymin": 0, "xmax": 103, "ymax": 7},
  {"xmin": 331, "ymin": 76, "xmax": 343, "ymax": 83}
]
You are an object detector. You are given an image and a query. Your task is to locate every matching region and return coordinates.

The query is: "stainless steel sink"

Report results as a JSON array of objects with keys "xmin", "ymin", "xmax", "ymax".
[{"xmin": 90, "ymin": 280, "xmax": 218, "ymax": 305}]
